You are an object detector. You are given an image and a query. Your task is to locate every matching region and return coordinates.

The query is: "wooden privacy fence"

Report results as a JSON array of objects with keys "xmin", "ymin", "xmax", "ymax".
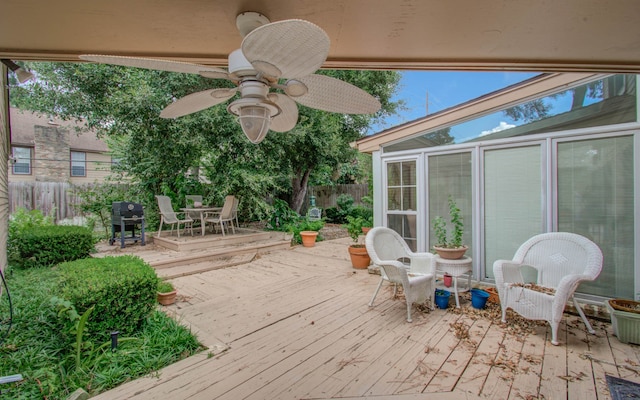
[
  {"xmin": 9, "ymin": 181, "xmax": 370, "ymax": 222},
  {"xmin": 307, "ymin": 184, "xmax": 369, "ymax": 210},
  {"xmin": 9, "ymin": 181, "xmax": 85, "ymax": 222}
]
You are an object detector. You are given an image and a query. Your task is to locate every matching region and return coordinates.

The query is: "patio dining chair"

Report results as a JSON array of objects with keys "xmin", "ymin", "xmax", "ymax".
[
  {"xmin": 231, "ymin": 196, "xmax": 239, "ymax": 229},
  {"xmin": 155, "ymin": 195, "xmax": 194, "ymax": 238},
  {"xmin": 493, "ymin": 232, "xmax": 603, "ymax": 345},
  {"xmin": 365, "ymin": 227, "xmax": 436, "ymax": 322},
  {"xmin": 204, "ymin": 195, "xmax": 236, "ymax": 236}
]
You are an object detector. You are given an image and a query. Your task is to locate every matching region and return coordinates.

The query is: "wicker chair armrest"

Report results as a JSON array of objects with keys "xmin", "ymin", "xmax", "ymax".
[
  {"xmin": 408, "ymin": 252, "xmax": 436, "ymax": 276},
  {"xmin": 555, "ymin": 273, "xmax": 593, "ymax": 299},
  {"xmin": 494, "ymin": 260, "xmax": 525, "ymax": 284},
  {"xmin": 376, "ymin": 260, "xmax": 408, "ymax": 270}
]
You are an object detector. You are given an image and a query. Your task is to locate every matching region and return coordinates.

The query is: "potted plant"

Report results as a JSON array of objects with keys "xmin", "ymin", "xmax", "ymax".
[
  {"xmin": 606, "ymin": 299, "xmax": 640, "ymax": 345},
  {"xmin": 345, "ymin": 215, "xmax": 371, "ymax": 269},
  {"xmin": 157, "ymin": 280, "xmax": 177, "ymax": 306},
  {"xmin": 361, "ymin": 215, "xmax": 373, "ymax": 235},
  {"xmin": 294, "ymin": 218, "xmax": 324, "ymax": 247},
  {"xmin": 432, "ymin": 195, "xmax": 468, "ymax": 259},
  {"xmin": 434, "ymin": 289, "xmax": 451, "ymax": 309},
  {"xmin": 300, "ymin": 230, "xmax": 319, "ymax": 247}
]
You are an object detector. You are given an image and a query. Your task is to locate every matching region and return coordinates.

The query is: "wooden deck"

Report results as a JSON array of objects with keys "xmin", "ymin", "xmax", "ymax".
[{"xmin": 93, "ymin": 237, "xmax": 640, "ymax": 400}]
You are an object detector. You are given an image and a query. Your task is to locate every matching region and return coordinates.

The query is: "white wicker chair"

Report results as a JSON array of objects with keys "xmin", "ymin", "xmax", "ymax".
[
  {"xmin": 155, "ymin": 195, "xmax": 193, "ymax": 238},
  {"xmin": 365, "ymin": 227, "xmax": 436, "ymax": 322},
  {"xmin": 493, "ymin": 232, "xmax": 603, "ymax": 345}
]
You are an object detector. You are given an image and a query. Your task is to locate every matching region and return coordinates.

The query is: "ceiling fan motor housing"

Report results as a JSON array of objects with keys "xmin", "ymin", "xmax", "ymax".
[{"xmin": 228, "ymin": 49, "xmax": 256, "ymax": 77}]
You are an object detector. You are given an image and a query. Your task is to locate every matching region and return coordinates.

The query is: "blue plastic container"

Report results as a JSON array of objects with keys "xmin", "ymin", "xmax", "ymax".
[
  {"xmin": 471, "ymin": 288, "xmax": 490, "ymax": 309},
  {"xmin": 434, "ymin": 290, "xmax": 451, "ymax": 309}
]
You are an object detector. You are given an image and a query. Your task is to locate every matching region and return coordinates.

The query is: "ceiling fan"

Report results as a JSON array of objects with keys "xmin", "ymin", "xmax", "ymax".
[{"xmin": 79, "ymin": 12, "xmax": 381, "ymax": 144}]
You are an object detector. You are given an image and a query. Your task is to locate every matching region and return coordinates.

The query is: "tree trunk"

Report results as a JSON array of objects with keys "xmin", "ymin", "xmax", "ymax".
[{"xmin": 291, "ymin": 169, "xmax": 310, "ymax": 214}]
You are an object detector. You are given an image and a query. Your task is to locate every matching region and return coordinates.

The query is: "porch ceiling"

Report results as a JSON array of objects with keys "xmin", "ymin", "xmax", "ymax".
[{"xmin": 1, "ymin": 0, "xmax": 640, "ymax": 73}]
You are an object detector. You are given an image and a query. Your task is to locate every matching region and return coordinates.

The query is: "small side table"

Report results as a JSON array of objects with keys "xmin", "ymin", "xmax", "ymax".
[{"xmin": 435, "ymin": 255, "xmax": 472, "ymax": 308}]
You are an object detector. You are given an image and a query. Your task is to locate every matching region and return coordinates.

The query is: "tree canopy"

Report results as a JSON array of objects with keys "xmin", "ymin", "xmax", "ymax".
[{"xmin": 10, "ymin": 62, "xmax": 402, "ymax": 220}]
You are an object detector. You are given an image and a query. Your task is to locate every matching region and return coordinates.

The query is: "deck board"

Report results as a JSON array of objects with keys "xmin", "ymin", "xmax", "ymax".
[
  {"xmin": 91, "ymin": 238, "xmax": 640, "ymax": 400},
  {"xmin": 507, "ymin": 324, "xmax": 546, "ymax": 400}
]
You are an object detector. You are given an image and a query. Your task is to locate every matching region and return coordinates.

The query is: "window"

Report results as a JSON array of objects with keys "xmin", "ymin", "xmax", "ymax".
[
  {"xmin": 428, "ymin": 152, "xmax": 473, "ymax": 256},
  {"xmin": 12, "ymin": 146, "xmax": 32, "ymax": 174},
  {"xmin": 384, "ymin": 74, "xmax": 638, "ymax": 153},
  {"xmin": 70, "ymin": 151, "xmax": 86, "ymax": 177},
  {"xmin": 386, "ymin": 160, "xmax": 417, "ymax": 250}
]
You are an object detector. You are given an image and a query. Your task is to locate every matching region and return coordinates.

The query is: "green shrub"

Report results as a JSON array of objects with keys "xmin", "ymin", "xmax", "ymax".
[
  {"xmin": 344, "ymin": 215, "xmax": 368, "ymax": 243},
  {"xmin": 336, "ymin": 193, "xmax": 355, "ymax": 211},
  {"xmin": 12, "ymin": 225, "xmax": 96, "ymax": 268},
  {"xmin": 323, "ymin": 206, "xmax": 340, "ymax": 223},
  {"xmin": 326, "ymin": 194, "xmax": 356, "ymax": 224},
  {"xmin": 0, "ymin": 267, "xmax": 201, "ymax": 399},
  {"xmin": 267, "ymin": 198, "xmax": 300, "ymax": 231},
  {"xmin": 8, "ymin": 208, "xmax": 55, "ymax": 261},
  {"xmin": 57, "ymin": 255, "xmax": 158, "ymax": 342},
  {"xmin": 158, "ymin": 280, "xmax": 175, "ymax": 293}
]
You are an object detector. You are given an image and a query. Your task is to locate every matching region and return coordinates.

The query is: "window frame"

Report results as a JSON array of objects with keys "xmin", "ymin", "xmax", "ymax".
[
  {"xmin": 11, "ymin": 146, "xmax": 32, "ymax": 175},
  {"xmin": 70, "ymin": 151, "xmax": 87, "ymax": 177}
]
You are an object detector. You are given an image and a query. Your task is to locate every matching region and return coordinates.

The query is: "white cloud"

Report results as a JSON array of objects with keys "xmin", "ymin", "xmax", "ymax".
[{"xmin": 480, "ymin": 121, "xmax": 515, "ymax": 136}]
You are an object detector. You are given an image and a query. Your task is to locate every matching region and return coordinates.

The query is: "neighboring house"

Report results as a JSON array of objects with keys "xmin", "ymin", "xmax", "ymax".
[
  {"xmin": 8, "ymin": 107, "xmax": 114, "ymax": 184},
  {"xmin": 356, "ymin": 72, "xmax": 638, "ymax": 302}
]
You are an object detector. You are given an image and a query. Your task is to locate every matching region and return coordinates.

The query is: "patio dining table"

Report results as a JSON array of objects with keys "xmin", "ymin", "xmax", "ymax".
[{"xmin": 180, "ymin": 206, "xmax": 222, "ymax": 236}]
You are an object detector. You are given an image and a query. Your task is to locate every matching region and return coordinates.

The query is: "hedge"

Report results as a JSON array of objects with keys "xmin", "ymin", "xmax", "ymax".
[
  {"xmin": 57, "ymin": 255, "xmax": 158, "ymax": 342},
  {"xmin": 11, "ymin": 225, "xmax": 96, "ymax": 268}
]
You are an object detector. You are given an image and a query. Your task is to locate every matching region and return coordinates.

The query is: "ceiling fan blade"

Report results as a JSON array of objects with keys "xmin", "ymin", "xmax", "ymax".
[
  {"xmin": 268, "ymin": 94, "xmax": 298, "ymax": 132},
  {"xmin": 160, "ymin": 88, "xmax": 236, "ymax": 119},
  {"xmin": 293, "ymin": 75, "xmax": 381, "ymax": 114},
  {"xmin": 79, "ymin": 55, "xmax": 228, "ymax": 76},
  {"xmin": 241, "ymin": 20, "xmax": 329, "ymax": 79}
]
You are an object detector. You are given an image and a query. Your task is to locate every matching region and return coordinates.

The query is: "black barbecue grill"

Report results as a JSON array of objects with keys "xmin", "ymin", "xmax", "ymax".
[{"xmin": 110, "ymin": 201, "xmax": 145, "ymax": 248}]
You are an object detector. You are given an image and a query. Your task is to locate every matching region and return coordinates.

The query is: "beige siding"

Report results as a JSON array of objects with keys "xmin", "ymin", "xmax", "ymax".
[{"xmin": 70, "ymin": 152, "xmax": 114, "ymax": 184}]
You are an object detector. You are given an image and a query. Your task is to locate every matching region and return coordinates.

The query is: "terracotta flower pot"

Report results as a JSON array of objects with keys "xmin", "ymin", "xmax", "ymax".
[
  {"xmin": 443, "ymin": 273, "xmax": 452, "ymax": 287},
  {"xmin": 300, "ymin": 231, "xmax": 318, "ymax": 247},
  {"xmin": 361, "ymin": 227, "xmax": 372, "ymax": 235},
  {"xmin": 433, "ymin": 245, "xmax": 468, "ymax": 260},
  {"xmin": 485, "ymin": 287, "xmax": 500, "ymax": 304},
  {"xmin": 157, "ymin": 290, "xmax": 177, "ymax": 306},
  {"xmin": 348, "ymin": 244, "xmax": 371, "ymax": 269}
]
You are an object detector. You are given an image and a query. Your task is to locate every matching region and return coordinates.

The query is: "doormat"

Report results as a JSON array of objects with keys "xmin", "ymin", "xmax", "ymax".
[{"xmin": 606, "ymin": 375, "xmax": 640, "ymax": 399}]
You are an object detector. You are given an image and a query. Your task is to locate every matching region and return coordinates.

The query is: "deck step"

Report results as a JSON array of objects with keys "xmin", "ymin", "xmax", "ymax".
[
  {"xmin": 150, "ymin": 239, "xmax": 292, "ymax": 270},
  {"xmin": 156, "ymin": 253, "xmax": 257, "ymax": 279},
  {"xmin": 153, "ymin": 228, "xmax": 284, "ymax": 252}
]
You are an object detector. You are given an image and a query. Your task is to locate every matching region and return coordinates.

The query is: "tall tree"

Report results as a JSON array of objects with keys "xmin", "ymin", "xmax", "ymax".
[{"xmin": 10, "ymin": 62, "xmax": 401, "ymax": 216}]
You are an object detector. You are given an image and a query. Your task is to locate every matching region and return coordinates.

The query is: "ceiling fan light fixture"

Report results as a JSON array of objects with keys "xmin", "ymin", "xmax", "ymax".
[
  {"xmin": 238, "ymin": 105, "xmax": 270, "ymax": 144},
  {"xmin": 228, "ymin": 97, "xmax": 281, "ymax": 144}
]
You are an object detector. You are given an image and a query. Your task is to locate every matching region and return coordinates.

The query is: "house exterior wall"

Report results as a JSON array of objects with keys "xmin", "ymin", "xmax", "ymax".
[
  {"xmin": 33, "ymin": 125, "xmax": 70, "ymax": 182},
  {"xmin": 368, "ymin": 74, "xmax": 639, "ymax": 301},
  {"xmin": 70, "ymin": 152, "xmax": 113, "ymax": 184},
  {"xmin": 9, "ymin": 108, "xmax": 114, "ymax": 184}
]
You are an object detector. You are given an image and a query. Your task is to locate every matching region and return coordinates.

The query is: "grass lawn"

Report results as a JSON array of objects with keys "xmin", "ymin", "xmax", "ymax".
[{"xmin": 0, "ymin": 266, "xmax": 203, "ymax": 399}]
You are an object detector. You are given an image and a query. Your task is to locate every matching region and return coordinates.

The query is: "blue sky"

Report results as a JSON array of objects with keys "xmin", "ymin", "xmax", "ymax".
[{"xmin": 368, "ymin": 71, "xmax": 540, "ymax": 135}]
